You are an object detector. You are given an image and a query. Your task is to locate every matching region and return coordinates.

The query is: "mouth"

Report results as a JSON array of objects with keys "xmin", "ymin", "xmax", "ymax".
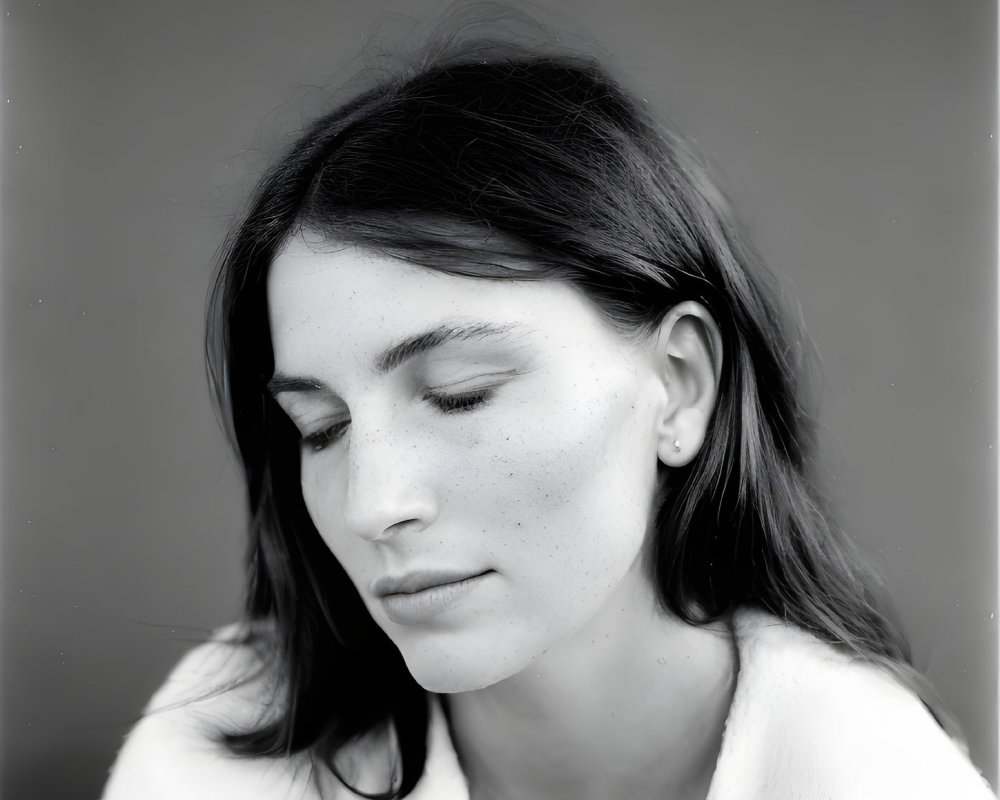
[
  {"xmin": 372, "ymin": 568, "xmax": 494, "ymax": 598},
  {"xmin": 372, "ymin": 569, "xmax": 495, "ymax": 624}
]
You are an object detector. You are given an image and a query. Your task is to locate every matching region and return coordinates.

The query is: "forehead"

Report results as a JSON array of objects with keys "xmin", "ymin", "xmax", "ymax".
[
  {"xmin": 268, "ymin": 234, "xmax": 608, "ymax": 341},
  {"xmin": 264, "ymin": 235, "xmax": 663, "ymax": 424},
  {"xmin": 268, "ymin": 234, "xmax": 470, "ymax": 326}
]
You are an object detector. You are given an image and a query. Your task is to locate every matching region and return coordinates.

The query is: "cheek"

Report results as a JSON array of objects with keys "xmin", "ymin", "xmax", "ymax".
[
  {"xmin": 471, "ymin": 379, "xmax": 660, "ymax": 585},
  {"xmin": 299, "ymin": 463, "xmax": 374, "ymax": 580},
  {"xmin": 300, "ymin": 461, "xmax": 339, "ymax": 533}
]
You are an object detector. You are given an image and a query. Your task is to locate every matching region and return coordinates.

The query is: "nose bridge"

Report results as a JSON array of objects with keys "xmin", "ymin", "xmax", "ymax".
[{"xmin": 342, "ymin": 415, "xmax": 436, "ymax": 540}]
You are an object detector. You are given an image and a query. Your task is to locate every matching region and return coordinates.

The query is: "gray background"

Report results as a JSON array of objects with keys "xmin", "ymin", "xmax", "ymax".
[{"xmin": 3, "ymin": 1, "xmax": 996, "ymax": 797}]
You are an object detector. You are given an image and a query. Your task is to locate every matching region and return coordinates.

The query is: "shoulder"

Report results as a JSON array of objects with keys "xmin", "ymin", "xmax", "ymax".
[
  {"xmin": 709, "ymin": 608, "xmax": 994, "ymax": 800},
  {"xmin": 101, "ymin": 622, "xmax": 350, "ymax": 800}
]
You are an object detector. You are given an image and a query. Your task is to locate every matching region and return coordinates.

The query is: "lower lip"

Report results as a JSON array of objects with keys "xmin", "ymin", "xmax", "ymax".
[{"xmin": 381, "ymin": 572, "xmax": 492, "ymax": 625}]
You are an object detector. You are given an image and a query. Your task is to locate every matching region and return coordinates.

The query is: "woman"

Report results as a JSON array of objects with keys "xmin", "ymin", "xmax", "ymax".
[{"xmin": 102, "ymin": 32, "xmax": 994, "ymax": 800}]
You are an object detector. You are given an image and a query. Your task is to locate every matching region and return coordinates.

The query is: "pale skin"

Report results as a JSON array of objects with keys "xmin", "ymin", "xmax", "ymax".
[{"xmin": 268, "ymin": 231, "xmax": 737, "ymax": 800}]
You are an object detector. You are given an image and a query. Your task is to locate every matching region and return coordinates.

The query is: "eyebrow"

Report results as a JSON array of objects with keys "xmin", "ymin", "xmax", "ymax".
[
  {"xmin": 267, "ymin": 322, "xmax": 516, "ymax": 396},
  {"xmin": 375, "ymin": 322, "xmax": 514, "ymax": 374}
]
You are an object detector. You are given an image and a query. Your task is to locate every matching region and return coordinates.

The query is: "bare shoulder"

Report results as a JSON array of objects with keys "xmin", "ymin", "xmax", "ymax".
[
  {"xmin": 101, "ymin": 622, "xmax": 350, "ymax": 800},
  {"xmin": 711, "ymin": 609, "xmax": 995, "ymax": 799}
]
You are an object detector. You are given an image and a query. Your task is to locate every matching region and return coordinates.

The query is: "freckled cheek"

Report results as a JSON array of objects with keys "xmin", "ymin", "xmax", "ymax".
[
  {"xmin": 465, "ymin": 389, "xmax": 656, "ymax": 537},
  {"xmin": 459, "ymin": 395, "xmax": 656, "ymax": 634}
]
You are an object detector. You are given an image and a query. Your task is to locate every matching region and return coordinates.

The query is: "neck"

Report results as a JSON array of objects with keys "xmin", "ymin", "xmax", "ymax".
[{"xmin": 444, "ymin": 562, "xmax": 738, "ymax": 800}]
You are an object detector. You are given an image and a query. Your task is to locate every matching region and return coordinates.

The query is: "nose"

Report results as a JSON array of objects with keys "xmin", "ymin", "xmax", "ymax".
[{"xmin": 340, "ymin": 421, "xmax": 438, "ymax": 541}]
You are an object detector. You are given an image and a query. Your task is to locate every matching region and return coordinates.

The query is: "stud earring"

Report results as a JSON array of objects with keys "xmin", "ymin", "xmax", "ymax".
[{"xmin": 673, "ymin": 439, "xmax": 681, "ymax": 453}]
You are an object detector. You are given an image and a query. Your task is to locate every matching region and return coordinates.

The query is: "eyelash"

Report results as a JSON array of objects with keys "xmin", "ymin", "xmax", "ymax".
[
  {"xmin": 300, "ymin": 421, "xmax": 350, "ymax": 453},
  {"xmin": 299, "ymin": 388, "xmax": 494, "ymax": 453},
  {"xmin": 424, "ymin": 387, "xmax": 493, "ymax": 414}
]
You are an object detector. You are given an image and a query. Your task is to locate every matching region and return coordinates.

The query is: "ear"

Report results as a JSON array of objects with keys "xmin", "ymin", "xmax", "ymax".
[{"xmin": 652, "ymin": 301, "xmax": 723, "ymax": 467}]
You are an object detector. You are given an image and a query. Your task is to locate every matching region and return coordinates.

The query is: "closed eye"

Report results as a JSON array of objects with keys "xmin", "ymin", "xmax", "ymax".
[
  {"xmin": 300, "ymin": 420, "xmax": 350, "ymax": 453},
  {"xmin": 299, "ymin": 376, "xmax": 510, "ymax": 452},
  {"xmin": 424, "ymin": 388, "xmax": 493, "ymax": 414}
]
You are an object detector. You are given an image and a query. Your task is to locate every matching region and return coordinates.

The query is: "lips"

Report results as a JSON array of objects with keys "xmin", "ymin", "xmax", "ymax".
[
  {"xmin": 372, "ymin": 569, "xmax": 495, "ymax": 625},
  {"xmin": 371, "ymin": 568, "xmax": 493, "ymax": 598}
]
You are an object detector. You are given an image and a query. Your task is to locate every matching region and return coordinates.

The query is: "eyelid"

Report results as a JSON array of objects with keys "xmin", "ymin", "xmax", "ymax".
[
  {"xmin": 300, "ymin": 418, "xmax": 351, "ymax": 453},
  {"xmin": 298, "ymin": 412, "xmax": 350, "ymax": 432},
  {"xmin": 277, "ymin": 390, "xmax": 348, "ymax": 418},
  {"xmin": 424, "ymin": 368, "xmax": 520, "ymax": 393},
  {"xmin": 286, "ymin": 406, "xmax": 350, "ymax": 439},
  {"xmin": 276, "ymin": 388, "xmax": 348, "ymax": 421}
]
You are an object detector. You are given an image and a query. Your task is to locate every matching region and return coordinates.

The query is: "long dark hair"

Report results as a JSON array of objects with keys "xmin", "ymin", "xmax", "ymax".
[{"xmin": 206, "ymin": 34, "xmax": 942, "ymax": 799}]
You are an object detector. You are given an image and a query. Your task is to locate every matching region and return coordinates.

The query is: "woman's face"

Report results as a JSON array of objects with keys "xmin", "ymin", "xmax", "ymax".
[{"xmin": 267, "ymin": 234, "xmax": 670, "ymax": 692}]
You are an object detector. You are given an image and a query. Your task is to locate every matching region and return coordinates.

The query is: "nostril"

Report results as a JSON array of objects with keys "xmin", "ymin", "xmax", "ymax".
[{"xmin": 343, "ymin": 485, "xmax": 438, "ymax": 542}]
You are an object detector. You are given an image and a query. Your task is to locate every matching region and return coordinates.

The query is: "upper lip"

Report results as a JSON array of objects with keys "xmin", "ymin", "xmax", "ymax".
[{"xmin": 371, "ymin": 569, "xmax": 492, "ymax": 598}]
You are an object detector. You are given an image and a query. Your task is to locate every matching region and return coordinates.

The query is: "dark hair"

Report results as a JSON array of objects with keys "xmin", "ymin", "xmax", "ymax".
[{"xmin": 206, "ymin": 35, "xmax": 945, "ymax": 799}]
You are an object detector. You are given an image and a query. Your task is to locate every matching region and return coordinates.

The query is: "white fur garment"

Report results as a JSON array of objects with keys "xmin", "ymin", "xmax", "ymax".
[{"xmin": 103, "ymin": 609, "xmax": 995, "ymax": 799}]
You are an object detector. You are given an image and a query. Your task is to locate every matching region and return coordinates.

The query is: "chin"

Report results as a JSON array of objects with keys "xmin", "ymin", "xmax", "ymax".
[{"xmin": 397, "ymin": 639, "xmax": 532, "ymax": 694}]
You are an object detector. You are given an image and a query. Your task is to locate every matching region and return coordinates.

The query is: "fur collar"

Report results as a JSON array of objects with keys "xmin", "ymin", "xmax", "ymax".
[{"xmin": 103, "ymin": 609, "xmax": 994, "ymax": 798}]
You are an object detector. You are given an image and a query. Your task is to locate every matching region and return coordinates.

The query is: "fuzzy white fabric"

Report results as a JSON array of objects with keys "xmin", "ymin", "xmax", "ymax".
[
  {"xmin": 706, "ymin": 610, "xmax": 993, "ymax": 799},
  {"xmin": 103, "ymin": 609, "xmax": 995, "ymax": 799}
]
